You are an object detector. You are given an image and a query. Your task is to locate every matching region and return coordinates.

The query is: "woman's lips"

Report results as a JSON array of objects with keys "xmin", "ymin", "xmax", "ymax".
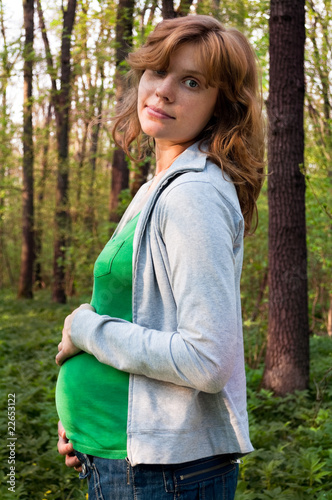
[{"xmin": 146, "ymin": 105, "xmax": 175, "ymax": 119}]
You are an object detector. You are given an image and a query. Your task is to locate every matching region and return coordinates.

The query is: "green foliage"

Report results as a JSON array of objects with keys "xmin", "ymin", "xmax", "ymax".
[
  {"xmin": 242, "ymin": 184, "xmax": 268, "ymax": 318},
  {"xmin": 0, "ymin": 290, "xmax": 88, "ymax": 499},
  {"xmin": 304, "ymin": 0, "xmax": 332, "ymax": 334},
  {"xmin": 236, "ymin": 335, "xmax": 332, "ymax": 498},
  {"xmin": 0, "ymin": 291, "xmax": 331, "ymax": 498},
  {"xmin": 305, "ymin": 167, "xmax": 331, "ymax": 333}
]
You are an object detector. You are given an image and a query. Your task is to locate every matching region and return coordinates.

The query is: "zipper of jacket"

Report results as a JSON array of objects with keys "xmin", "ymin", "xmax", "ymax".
[
  {"xmin": 179, "ymin": 459, "xmax": 242, "ymax": 481},
  {"xmin": 132, "ymin": 168, "xmax": 195, "ymax": 318},
  {"xmin": 129, "ymin": 165, "xmax": 205, "ymax": 464},
  {"xmin": 125, "ymin": 457, "xmax": 131, "ymax": 485}
]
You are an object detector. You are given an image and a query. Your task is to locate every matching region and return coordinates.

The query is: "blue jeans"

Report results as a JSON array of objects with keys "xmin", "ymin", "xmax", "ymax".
[{"xmin": 74, "ymin": 451, "xmax": 239, "ymax": 500}]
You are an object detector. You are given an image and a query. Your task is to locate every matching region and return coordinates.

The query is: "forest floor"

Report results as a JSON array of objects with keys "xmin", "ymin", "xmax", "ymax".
[{"xmin": 0, "ymin": 289, "xmax": 331, "ymax": 499}]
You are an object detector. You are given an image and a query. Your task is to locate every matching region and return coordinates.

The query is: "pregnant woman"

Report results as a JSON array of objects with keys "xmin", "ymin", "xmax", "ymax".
[{"xmin": 55, "ymin": 14, "xmax": 265, "ymax": 500}]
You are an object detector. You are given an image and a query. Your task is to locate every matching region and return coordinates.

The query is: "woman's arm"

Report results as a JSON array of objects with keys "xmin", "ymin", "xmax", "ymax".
[{"xmin": 69, "ymin": 181, "xmax": 243, "ymax": 393}]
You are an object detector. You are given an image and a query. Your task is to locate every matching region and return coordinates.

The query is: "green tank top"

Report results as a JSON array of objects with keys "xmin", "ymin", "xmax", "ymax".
[{"xmin": 55, "ymin": 213, "xmax": 140, "ymax": 459}]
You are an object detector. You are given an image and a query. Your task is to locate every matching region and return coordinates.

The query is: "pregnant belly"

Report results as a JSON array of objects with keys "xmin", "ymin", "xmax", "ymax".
[{"xmin": 56, "ymin": 352, "xmax": 129, "ymax": 456}]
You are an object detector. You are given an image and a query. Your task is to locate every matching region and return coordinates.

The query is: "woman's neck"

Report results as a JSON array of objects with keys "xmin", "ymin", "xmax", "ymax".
[{"xmin": 154, "ymin": 139, "xmax": 195, "ymax": 175}]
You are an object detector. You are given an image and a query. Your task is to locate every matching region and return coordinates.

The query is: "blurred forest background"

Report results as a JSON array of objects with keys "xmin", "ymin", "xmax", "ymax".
[
  {"xmin": 0, "ymin": 0, "xmax": 330, "ymax": 329},
  {"xmin": 0, "ymin": 0, "xmax": 331, "ymax": 498}
]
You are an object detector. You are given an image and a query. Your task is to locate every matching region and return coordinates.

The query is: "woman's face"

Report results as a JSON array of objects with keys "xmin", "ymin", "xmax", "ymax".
[{"xmin": 137, "ymin": 43, "xmax": 219, "ymax": 148}]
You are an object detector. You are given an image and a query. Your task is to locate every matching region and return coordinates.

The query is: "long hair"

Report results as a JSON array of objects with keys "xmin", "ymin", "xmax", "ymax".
[{"xmin": 112, "ymin": 15, "xmax": 266, "ymax": 235}]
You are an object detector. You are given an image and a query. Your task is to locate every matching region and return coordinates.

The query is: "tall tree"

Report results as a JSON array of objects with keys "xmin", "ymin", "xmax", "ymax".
[
  {"xmin": 162, "ymin": 0, "xmax": 176, "ymax": 18},
  {"xmin": 109, "ymin": 0, "xmax": 134, "ymax": 224},
  {"xmin": 37, "ymin": 0, "xmax": 77, "ymax": 303},
  {"xmin": 84, "ymin": 65, "xmax": 104, "ymax": 233},
  {"xmin": 53, "ymin": 0, "xmax": 77, "ymax": 303},
  {"xmin": 262, "ymin": 0, "xmax": 309, "ymax": 394},
  {"xmin": 162, "ymin": 0, "xmax": 195, "ymax": 19},
  {"xmin": 34, "ymin": 103, "xmax": 52, "ymax": 288},
  {"xmin": 18, "ymin": 0, "xmax": 34, "ymax": 298}
]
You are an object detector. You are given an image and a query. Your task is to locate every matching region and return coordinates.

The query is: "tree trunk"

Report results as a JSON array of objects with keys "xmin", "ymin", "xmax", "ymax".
[
  {"xmin": 162, "ymin": 0, "xmax": 176, "ymax": 18},
  {"xmin": 85, "ymin": 70, "xmax": 104, "ymax": 233},
  {"xmin": 130, "ymin": 159, "xmax": 151, "ymax": 197},
  {"xmin": 35, "ymin": 103, "xmax": 52, "ymax": 288},
  {"xmin": 18, "ymin": 0, "xmax": 34, "ymax": 299},
  {"xmin": 52, "ymin": 0, "xmax": 77, "ymax": 303},
  {"xmin": 109, "ymin": 147, "xmax": 130, "ymax": 223},
  {"xmin": 75, "ymin": 120, "xmax": 89, "ymax": 207},
  {"xmin": 262, "ymin": 0, "xmax": 309, "ymax": 395},
  {"xmin": 109, "ymin": 0, "xmax": 134, "ymax": 224},
  {"xmin": 177, "ymin": 0, "xmax": 194, "ymax": 16}
]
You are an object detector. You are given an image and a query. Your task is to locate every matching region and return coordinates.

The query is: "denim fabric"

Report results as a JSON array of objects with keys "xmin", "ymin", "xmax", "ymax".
[{"xmin": 74, "ymin": 451, "xmax": 239, "ymax": 500}]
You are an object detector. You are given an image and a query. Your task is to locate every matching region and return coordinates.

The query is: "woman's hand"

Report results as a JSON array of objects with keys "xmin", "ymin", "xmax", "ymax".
[
  {"xmin": 57, "ymin": 421, "xmax": 82, "ymax": 471},
  {"xmin": 56, "ymin": 303, "xmax": 95, "ymax": 366}
]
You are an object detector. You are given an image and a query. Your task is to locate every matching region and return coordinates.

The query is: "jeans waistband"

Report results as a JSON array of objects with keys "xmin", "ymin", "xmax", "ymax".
[
  {"xmin": 172, "ymin": 454, "xmax": 238, "ymax": 484},
  {"xmin": 73, "ymin": 450, "xmax": 240, "ymax": 483}
]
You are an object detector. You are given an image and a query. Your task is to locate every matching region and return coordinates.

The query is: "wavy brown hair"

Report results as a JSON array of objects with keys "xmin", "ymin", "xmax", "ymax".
[{"xmin": 113, "ymin": 15, "xmax": 265, "ymax": 235}]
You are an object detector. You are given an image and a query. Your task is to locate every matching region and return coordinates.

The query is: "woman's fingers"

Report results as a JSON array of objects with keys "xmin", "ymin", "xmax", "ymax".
[
  {"xmin": 65, "ymin": 452, "xmax": 82, "ymax": 470},
  {"xmin": 58, "ymin": 420, "xmax": 66, "ymax": 439},
  {"xmin": 55, "ymin": 330, "xmax": 81, "ymax": 366},
  {"xmin": 55, "ymin": 349, "xmax": 65, "ymax": 366},
  {"xmin": 57, "ymin": 424, "xmax": 73, "ymax": 456},
  {"xmin": 55, "ymin": 305, "xmax": 94, "ymax": 365},
  {"xmin": 57, "ymin": 421, "xmax": 82, "ymax": 470}
]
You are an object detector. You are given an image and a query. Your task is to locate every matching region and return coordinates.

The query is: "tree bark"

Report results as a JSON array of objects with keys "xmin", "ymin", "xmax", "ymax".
[
  {"xmin": 162, "ymin": 0, "xmax": 176, "ymax": 18},
  {"xmin": 262, "ymin": 0, "xmax": 309, "ymax": 395},
  {"xmin": 130, "ymin": 158, "xmax": 151, "ymax": 198},
  {"xmin": 52, "ymin": 0, "xmax": 77, "ymax": 303},
  {"xmin": 109, "ymin": 147, "xmax": 130, "ymax": 223},
  {"xmin": 18, "ymin": 0, "xmax": 34, "ymax": 299},
  {"xmin": 35, "ymin": 103, "xmax": 52, "ymax": 288},
  {"xmin": 85, "ymin": 67, "xmax": 104, "ymax": 233},
  {"xmin": 109, "ymin": 0, "xmax": 134, "ymax": 224},
  {"xmin": 162, "ymin": 0, "xmax": 194, "ymax": 18}
]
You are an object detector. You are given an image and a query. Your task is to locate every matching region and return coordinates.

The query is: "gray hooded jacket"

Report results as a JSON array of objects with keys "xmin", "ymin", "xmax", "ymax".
[{"xmin": 71, "ymin": 142, "xmax": 254, "ymax": 466}]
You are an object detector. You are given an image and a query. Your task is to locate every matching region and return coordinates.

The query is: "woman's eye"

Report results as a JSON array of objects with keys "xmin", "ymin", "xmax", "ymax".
[
  {"xmin": 184, "ymin": 79, "xmax": 199, "ymax": 89},
  {"xmin": 155, "ymin": 70, "xmax": 166, "ymax": 77}
]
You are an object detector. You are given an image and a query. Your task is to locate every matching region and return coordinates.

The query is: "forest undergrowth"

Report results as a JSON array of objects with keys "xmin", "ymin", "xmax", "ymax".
[{"xmin": 0, "ymin": 290, "xmax": 331, "ymax": 499}]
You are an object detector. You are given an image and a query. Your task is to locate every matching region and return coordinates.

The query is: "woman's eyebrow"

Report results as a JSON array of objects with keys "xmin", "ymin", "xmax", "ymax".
[{"xmin": 181, "ymin": 69, "xmax": 206, "ymax": 78}]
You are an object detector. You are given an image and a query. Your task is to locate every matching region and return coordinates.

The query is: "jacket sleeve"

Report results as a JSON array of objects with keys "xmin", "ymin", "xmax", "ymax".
[{"xmin": 71, "ymin": 180, "xmax": 244, "ymax": 393}]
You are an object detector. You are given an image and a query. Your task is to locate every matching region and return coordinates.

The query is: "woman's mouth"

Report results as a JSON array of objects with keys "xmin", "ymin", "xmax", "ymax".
[{"xmin": 146, "ymin": 105, "xmax": 175, "ymax": 120}]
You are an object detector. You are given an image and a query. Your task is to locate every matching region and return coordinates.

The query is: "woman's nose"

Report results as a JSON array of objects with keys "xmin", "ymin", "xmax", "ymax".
[{"xmin": 155, "ymin": 77, "xmax": 175, "ymax": 102}]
